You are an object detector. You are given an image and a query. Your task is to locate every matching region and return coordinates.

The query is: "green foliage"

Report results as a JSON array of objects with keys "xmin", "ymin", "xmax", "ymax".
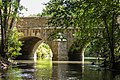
[
  {"xmin": 0, "ymin": 0, "xmax": 25, "ymax": 59},
  {"xmin": 36, "ymin": 43, "xmax": 52, "ymax": 59},
  {"xmin": 29, "ymin": 13, "xmax": 42, "ymax": 17},
  {"xmin": 43, "ymin": 0, "xmax": 120, "ymax": 67},
  {"xmin": 7, "ymin": 28, "xmax": 23, "ymax": 59}
]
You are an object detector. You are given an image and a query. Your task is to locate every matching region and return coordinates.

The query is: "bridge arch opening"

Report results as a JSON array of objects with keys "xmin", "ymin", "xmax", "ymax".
[
  {"xmin": 84, "ymin": 39, "xmax": 105, "ymax": 64},
  {"xmin": 68, "ymin": 39, "xmax": 95, "ymax": 61},
  {"xmin": 16, "ymin": 36, "xmax": 53, "ymax": 60},
  {"xmin": 68, "ymin": 41, "xmax": 85, "ymax": 61},
  {"xmin": 35, "ymin": 43, "xmax": 53, "ymax": 60},
  {"xmin": 68, "ymin": 38, "xmax": 104, "ymax": 65}
]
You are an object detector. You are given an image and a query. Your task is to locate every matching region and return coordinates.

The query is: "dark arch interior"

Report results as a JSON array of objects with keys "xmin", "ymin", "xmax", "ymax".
[
  {"xmin": 16, "ymin": 36, "xmax": 42, "ymax": 60},
  {"xmin": 68, "ymin": 40, "xmax": 84, "ymax": 61}
]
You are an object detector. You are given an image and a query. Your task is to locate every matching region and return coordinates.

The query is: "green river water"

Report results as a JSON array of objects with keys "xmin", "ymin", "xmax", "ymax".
[{"xmin": 0, "ymin": 59, "xmax": 120, "ymax": 80}]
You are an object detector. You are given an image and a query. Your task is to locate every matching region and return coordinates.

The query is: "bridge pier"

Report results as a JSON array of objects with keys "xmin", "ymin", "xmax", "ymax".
[{"xmin": 52, "ymin": 39, "xmax": 68, "ymax": 61}]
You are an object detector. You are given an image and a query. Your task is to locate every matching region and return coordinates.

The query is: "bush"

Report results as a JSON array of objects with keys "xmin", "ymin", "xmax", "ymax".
[{"xmin": 7, "ymin": 28, "xmax": 23, "ymax": 59}]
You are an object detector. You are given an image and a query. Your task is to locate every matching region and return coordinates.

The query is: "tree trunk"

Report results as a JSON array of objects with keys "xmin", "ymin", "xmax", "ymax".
[
  {"xmin": 103, "ymin": 15, "xmax": 115, "ymax": 68},
  {"xmin": 0, "ymin": 10, "xmax": 5, "ymax": 58}
]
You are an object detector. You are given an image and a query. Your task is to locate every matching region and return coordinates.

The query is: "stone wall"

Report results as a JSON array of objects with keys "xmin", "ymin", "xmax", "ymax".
[
  {"xmin": 16, "ymin": 17, "xmax": 82, "ymax": 61},
  {"xmin": 17, "ymin": 17, "xmax": 48, "ymax": 28}
]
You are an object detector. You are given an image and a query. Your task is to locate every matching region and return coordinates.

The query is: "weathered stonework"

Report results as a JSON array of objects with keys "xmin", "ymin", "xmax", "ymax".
[{"xmin": 16, "ymin": 17, "xmax": 82, "ymax": 61}]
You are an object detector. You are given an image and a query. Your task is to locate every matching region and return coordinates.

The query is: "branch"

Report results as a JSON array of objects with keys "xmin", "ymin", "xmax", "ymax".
[{"xmin": 9, "ymin": 0, "xmax": 20, "ymax": 29}]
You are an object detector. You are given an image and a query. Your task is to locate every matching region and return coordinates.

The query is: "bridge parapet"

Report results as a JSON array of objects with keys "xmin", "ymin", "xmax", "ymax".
[{"xmin": 17, "ymin": 17, "xmax": 49, "ymax": 28}]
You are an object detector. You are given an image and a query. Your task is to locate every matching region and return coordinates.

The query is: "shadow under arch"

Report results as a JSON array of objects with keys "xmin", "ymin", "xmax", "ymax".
[
  {"xmin": 16, "ymin": 36, "xmax": 42, "ymax": 60},
  {"xmin": 68, "ymin": 39, "xmax": 98, "ymax": 61},
  {"xmin": 68, "ymin": 41, "xmax": 84, "ymax": 61}
]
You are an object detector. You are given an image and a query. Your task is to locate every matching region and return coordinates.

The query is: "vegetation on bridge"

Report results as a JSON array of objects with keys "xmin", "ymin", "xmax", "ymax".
[{"xmin": 42, "ymin": 0, "xmax": 120, "ymax": 68}]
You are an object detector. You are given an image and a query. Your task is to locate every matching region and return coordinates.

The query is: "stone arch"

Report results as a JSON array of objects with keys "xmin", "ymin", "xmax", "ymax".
[
  {"xmin": 16, "ymin": 36, "xmax": 54, "ymax": 60},
  {"xmin": 33, "ymin": 41, "xmax": 53, "ymax": 59},
  {"xmin": 16, "ymin": 36, "xmax": 42, "ymax": 60},
  {"xmin": 68, "ymin": 38, "xmax": 99, "ymax": 62},
  {"xmin": 68, "ymin": 40, "xmax": 86, "ymax": 61}
]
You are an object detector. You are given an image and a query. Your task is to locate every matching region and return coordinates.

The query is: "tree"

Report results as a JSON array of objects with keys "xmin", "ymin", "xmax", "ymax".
[
  {"xmin": 0, "ymin": 0, "xmax": 24, "ymax": 64},
  {"xmin": 43, "ymin": 0, "xmax": 120, "ymax": 68}
]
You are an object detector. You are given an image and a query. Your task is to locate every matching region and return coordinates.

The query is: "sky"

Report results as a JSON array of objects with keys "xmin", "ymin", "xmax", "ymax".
[{"xmin": 20, "ymin": 0, "xmax": 50, "ymax": 16}]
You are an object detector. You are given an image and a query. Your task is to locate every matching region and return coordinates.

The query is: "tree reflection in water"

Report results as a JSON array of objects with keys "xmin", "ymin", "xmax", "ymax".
[{"xmin": 0, "ymin": 60, "xmax": 120, "ymax": 80}]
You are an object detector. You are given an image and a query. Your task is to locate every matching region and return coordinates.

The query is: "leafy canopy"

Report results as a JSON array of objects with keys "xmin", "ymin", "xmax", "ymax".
[{"xmin": 43, "ymin": 0, "xmax": 120, "ymax": 67}]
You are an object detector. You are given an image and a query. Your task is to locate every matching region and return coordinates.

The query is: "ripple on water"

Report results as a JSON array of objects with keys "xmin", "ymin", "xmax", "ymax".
[
  {"xmin": 67, "ymin": 77, "xmax": 79, "ymax": 80},
  {"xmin": 22, "ymin": 69, "xmax": 36, "ymax": 72},
  {"xmin": 19, "ymin": 73, "xmax": 34, "ymax": 79}
]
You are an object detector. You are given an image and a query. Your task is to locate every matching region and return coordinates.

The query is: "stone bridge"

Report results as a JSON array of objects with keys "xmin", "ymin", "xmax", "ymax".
[{"xmin": 16, "ymin": 17, "xmax": 83, "ymax": 61}]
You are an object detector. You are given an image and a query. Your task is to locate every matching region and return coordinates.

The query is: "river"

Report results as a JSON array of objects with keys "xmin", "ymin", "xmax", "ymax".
[{"xmin": 0, "ymin": 59, "xmax": 120, "ymax": 80}]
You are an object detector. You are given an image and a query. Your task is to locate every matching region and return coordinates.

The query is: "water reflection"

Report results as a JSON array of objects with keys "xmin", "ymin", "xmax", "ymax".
[
  {"xmin": 35, "ymin": 60, "xmax": 52, "ymax": 80},
  {"xmin": 52, "ymin": 62, "xmax": 83, "ymax": 80},
  {"xmin": 0, "ymin": 60, "xmax": 120, "ymax": 80},
  {"xmin": 18, "ymin": 63, "xmax": 36, "ymax": 80},
  {"xmin": 1, "ymin": 68, "xmax": 23, "ymax": 80}
]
